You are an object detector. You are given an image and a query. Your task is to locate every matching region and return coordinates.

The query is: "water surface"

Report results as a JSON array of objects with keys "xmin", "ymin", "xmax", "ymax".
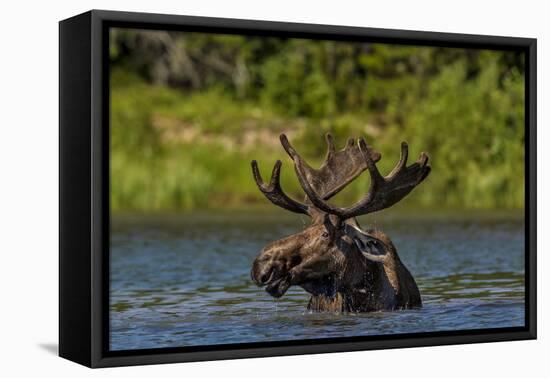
[{"xmin": 110, "ymin": 211, "xmax": 525, "ymax": 351}]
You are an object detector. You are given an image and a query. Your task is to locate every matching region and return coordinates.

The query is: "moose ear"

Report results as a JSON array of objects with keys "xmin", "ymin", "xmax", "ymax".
[{"xmin": 345, "ymin": 224, "xmax": 388, "ymax": 263}]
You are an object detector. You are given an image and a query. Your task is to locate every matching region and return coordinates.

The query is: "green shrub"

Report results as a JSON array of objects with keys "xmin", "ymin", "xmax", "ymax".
[{"xmin": 109, "ymin": 37, "xmax": 525, "ymax": 212}]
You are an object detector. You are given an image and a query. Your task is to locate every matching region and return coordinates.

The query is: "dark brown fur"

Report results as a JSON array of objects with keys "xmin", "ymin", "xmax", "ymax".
[{"xmin": 251, "ymin": 218, "xmax": 421, "ymax": 312}]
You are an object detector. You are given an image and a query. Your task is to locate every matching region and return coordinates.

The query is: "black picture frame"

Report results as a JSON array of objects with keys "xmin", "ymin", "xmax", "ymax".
[{"xmin": 59, "ymin": 9, "xmax": 537, "ymax": 368}]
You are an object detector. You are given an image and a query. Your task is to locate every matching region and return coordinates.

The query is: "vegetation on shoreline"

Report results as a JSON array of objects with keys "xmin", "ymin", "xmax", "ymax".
[{"xmin": 110, "ymin": 30, "xmax": 525, "ymax": 212}]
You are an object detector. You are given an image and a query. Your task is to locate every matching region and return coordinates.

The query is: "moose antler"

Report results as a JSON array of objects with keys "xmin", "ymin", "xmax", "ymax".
[
  {"xmin": 292, "ymin": 137, "xmax": 431, "ymax": 219},
  {"xmin": 251, "ymin": 133, "xmax": 430, "ymax": 220},
  {"xmin": 251, "ymin": 133, "xmax": 379, "ymax": 217},
  {"xmin": 280, "ymin": 134, "xmax": 381, "ymax": 200},
  {"xmin": 251, "ymin": 159, "xmax": 310, "ymax": 215}
]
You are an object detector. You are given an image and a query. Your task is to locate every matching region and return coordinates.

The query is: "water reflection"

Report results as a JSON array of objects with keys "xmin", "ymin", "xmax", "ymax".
[{"xmin": 110, "ymin": 211, "xmax": 525, "ymax": 350}]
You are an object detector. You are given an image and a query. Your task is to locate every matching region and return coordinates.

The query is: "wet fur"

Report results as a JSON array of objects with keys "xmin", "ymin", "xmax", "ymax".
[
  {"xmin": 252, "ymin": 217, "xmax": 422, "ymax": 313},
  {"xmin": 308, "ymin": 229, "xmax": 421, "ymax": 312}
]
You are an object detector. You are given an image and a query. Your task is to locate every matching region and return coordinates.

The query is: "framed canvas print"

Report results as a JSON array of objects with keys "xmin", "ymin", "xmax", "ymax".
[{"xmin": 59, "ymin": 10, "xmax": 536, "ymax": 368}]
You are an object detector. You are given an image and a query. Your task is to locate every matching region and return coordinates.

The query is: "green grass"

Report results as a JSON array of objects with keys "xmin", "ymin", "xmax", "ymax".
[{"xmin": 110, "ymin": 60, "xmax": 525, "ymax": 213}]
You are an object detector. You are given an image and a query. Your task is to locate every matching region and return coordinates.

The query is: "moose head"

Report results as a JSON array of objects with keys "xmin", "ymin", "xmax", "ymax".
[{"xmin": 250, "ymin": 134, "xmax": 431, "ymax": 312}]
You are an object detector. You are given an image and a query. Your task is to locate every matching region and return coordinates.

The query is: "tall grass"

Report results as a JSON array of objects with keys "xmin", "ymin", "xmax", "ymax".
[{"xmin": 110, "ymin": 50, "xmax": 525, "ymax": 212}]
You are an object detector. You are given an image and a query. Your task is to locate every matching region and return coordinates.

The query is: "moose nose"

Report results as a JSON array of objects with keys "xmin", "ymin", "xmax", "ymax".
[{"xmin": 251, "ymin": 258, "xmax": 273, "ymax": 285}]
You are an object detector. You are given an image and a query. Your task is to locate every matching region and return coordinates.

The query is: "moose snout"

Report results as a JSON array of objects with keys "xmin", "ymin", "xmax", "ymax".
[
  {"xmin": 251, "ymin": 238, "xmax": 300, "ymax": 287},
  {"xmin": 251, "ymin": 249, "xmax": 289, "ymax": 286},
  {"xmin": 251, "ymin": 256, "xmax": 273, "ymax": 285}
]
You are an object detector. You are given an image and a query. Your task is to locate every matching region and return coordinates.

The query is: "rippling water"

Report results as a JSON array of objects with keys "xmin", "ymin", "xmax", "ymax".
[{"xmin": 110, "ymin": 211, "xmax": 525, "ymax": 351}]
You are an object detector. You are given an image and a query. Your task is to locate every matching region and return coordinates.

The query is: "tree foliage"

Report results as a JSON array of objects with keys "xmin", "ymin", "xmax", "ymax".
[{"xmin": 109, "ymin": 29, "xmax": 525, "ymax": 212}]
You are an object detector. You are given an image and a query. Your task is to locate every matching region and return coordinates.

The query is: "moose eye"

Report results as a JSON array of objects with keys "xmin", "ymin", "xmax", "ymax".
[{"xmin": 322, "ymin": 231, "xmax": 329, "ymax": 238}]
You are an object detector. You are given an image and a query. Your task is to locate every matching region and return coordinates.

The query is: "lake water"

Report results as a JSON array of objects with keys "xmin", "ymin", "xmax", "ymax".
[{"xmin": 109, "ymin": 211, "xmax": 525, "ymax": 351}]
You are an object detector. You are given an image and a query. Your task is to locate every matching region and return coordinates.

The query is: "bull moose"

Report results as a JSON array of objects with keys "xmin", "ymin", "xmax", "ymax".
[{"xmin": 250, "ymin": 134, "xmax": 431, "ymax": 312}]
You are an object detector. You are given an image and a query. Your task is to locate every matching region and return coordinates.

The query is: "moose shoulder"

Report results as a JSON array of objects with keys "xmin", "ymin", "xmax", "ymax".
[{"xmin": 250, "ymin": 134, "xmax": 431, "ymax": 312}]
